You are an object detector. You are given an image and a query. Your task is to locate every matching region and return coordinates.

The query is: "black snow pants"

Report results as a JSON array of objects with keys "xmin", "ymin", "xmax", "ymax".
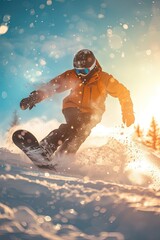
[{"xmin": 40, "ymin": 107, "xmax": 99, "ymax": 156}]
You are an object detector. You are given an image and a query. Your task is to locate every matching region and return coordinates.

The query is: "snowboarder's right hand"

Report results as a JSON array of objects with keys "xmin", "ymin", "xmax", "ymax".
[
  {"xmin": 122, "ymin": 110, "xmax": 135, "ymax": 127},
  {"xmin": 20, "ymin": 97, "xmax": 35, "ymax": 110}
]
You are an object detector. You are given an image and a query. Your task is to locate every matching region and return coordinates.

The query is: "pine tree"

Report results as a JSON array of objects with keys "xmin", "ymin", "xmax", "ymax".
[
  {"xmin": 134, "ymin": 124, "xmax": 143, "ymax": 138},
  {"xmin": 145, "ymin": 117, "xmax": 159, "ymax": 150},
  {"xmin": 156, "ymin": 130, "xmax": 160, "ymax": 151},
  {"xmin": 10, "ymin": 110, "xmax": 19, "ymax": 127}
]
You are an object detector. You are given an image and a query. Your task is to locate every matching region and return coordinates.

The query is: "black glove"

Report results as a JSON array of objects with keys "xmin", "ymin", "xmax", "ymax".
[
  {"xmin": 20, "ymin": 97, "xmax": 35, "ymax": 110},
  {"xmin": 20, "ymin": 91, "xmax": 39, "ymax": 110},
  {"xmin": 122, "ymin": 111, "xmax": 135, "ymax": 127}
]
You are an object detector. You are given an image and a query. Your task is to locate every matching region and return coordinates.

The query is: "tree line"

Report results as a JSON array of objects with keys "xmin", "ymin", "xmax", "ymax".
[
  {"xmin": 134, "ymin": 117, "xmax": 160, "ymax": 151},
  {"xmin": 9, "ymin": 111, "xmax": 160, "ymax": 151}
]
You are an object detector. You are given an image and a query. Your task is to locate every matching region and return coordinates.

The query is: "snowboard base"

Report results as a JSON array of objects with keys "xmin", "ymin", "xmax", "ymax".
[{"xmin": 12, "ymin": 130, "xmax": 56, "ymax": 170}]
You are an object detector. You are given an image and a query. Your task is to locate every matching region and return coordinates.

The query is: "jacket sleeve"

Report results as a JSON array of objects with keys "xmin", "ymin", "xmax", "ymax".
[
  {"xmin": 106, "ymin": 77, "xmax": 134, "ymax": 114},
  {"xmin": 29, "ymin": 70, "xmax": 75, "ymax": 104}
]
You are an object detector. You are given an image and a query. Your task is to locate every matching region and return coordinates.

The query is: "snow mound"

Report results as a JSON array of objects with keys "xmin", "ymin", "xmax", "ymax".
[
  {"xmin": 1, "ymin": 136, "xmax": 160, "ymax": 189},
  {"xmin": 0, "ymin": 171, "xmax": 159, "ymax": 240},
  {"xmin": 0, "ymin": 137, "xmax": 160, "ymax": 239},
  {"xmin": 55, "ymin": 137, "xmax": 129, "ymax": 183}
]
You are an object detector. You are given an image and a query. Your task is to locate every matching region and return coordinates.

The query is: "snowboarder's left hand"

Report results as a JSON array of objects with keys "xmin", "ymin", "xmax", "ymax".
[
  {"xmin": 122, "ymin": 111, "xmax": 135, "ymax": 127},
  {"xmin": 20, "ymin": 91, "xmax": 40, "ymax": 110},
  {"xmin": 20, "ymin": 97, "xmax": 35, "ymax": 110}
]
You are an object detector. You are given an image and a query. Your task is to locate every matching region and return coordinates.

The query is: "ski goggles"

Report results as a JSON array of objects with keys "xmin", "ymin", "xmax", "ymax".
[{"xmin": 74, "ymin": 60, "xmax": 96, "ymax": 76}]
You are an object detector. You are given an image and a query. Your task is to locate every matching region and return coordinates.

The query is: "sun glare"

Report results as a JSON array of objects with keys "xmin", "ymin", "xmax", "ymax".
[
  {"xmin": 148, "ymin": 94, "xmax": 160, "ymax": 120},
  {"xmin": 91, "ymin": 124, "xmax": 112, "ymax": 137},
  {"xmin": 137, "ymin": 89, "xmax": 160, "ymax": 129},
  {"xmin": 126, "ymin": 153, "xmax": 160, "ymax": 189}
]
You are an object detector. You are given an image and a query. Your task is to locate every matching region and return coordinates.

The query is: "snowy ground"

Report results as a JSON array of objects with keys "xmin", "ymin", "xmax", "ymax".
[{"xmin": 0, "ymin": 137, "xmax": 160, "ymax": 240}]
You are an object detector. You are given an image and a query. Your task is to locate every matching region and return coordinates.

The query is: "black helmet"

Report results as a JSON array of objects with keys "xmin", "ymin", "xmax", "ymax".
[{"xmin": 73, "ymin": 49, "xmax": 96, "ymax": 76}]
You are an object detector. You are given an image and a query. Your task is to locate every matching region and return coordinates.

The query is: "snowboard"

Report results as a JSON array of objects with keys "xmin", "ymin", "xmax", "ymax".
[{"xmin": 12, "ymin": 130, "xmax": 56, "ymax": 170}]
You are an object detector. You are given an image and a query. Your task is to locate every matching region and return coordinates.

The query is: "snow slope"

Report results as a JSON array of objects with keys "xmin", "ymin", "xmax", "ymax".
[{"xmin": 0, "ymin": 137, "xmax": 160, "ymax": 240}]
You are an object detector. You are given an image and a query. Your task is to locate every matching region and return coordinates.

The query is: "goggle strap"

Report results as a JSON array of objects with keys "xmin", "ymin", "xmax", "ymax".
[
  {"xmin": 89, "ymin": 60, "xmax": 96, "ymax": 71},
  {"xmin": 76, "ymin": 60, "xmax": 96, "ymax": 71}
]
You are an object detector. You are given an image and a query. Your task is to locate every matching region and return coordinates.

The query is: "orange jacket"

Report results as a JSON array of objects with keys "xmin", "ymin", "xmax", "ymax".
[{"xmin": 37, "ymin": 65, "xmax": 133, "ymax": 118}]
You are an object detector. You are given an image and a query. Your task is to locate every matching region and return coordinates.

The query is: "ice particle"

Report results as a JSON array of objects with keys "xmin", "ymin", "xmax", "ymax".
[
  {"xmin": 146, "ymin": 49, "xmax": 152, "ymax": 56},
  {"xmin": 98, "ymin": 14, "xmax": 105, "ymax": 19},
  {"xmin": 2, "ymin": 91, "xmax": 8, "ymax": 99},
  {"xmin": 40, "ymin": 35, "xmax": 45, "ymax": 40},
  {"xmin": 123, "ymin": 24, "xmax": 129, "ymax": 30},
  {"xmin": 39, "ymin": 4, "xmax": 45, "ymax": 9},
  {"xmin": 44, "ymin": 215, "xmax": 52, "ymax": 222},
  {"xmin": 0, "ymin": 25, "xmax": 9, "ymax": 35},
  {"xmin": 109, "ymin": 35, "xmax": 123, "ymax": 49},
  {"xmin": 47, "ymin": 0, "xmax": 52, "ymax": 5},
  {"xmin": 101, "ymin": 3, "xmax": 107, "ymax": 8},
  {"xmin": 30, "ymin": 9, "xmax": 35, "ymax": 16},
  {"xmin": 36, "ymin": 71, "xmax": 42, "ymax": 76},
  {"xmin": 3, "ymin": 15, "xmax": 11, "ymax": 22},
  {"xmin": 29, "ymin": 23, "xmax": 34, "ymax": 28},
  {"xmin": 39, "ymin": 58, "xmax": 46, "ymax": 66},
  {"xmin": 19, "ymin": 28, "xmax": 24, "ymax": 34},
  {"xmin": 55, "ymin": 224, "xmax": 61, "ymax": 230},
  {"xmin": 2, "ymin": 60, "xmax": 8, "ymax": 65},
  {"xmin": 107, "ymin": 28, "xmax": 113, "ymax": 37},
  {"xmin": 121, "ymin": 52, "xmax": 125, "ymax": 58}
]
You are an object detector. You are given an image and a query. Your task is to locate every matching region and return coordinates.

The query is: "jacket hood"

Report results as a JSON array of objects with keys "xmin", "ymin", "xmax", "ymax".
[{"xmin": 95, "ymin": 59, "xmax": 102, "ymax": 72}]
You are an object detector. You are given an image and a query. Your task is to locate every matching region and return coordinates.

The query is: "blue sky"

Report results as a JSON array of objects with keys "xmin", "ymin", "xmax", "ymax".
[{"xmin": 1, "ymin": 0, "xmax": 160, "ymax": 135}]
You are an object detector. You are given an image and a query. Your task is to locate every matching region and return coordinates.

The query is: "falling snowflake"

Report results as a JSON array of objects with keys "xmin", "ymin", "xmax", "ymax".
[
  {"xmin": 47, "ymin": 0, "xmax": 52, "ymax": 6},
  {"xmin": 109, "ymin": 35, "xmax": 123, "ymax": 49},
  {"xmin": 39, "ymin": 4, "xmax": 45, "ymax": 9},
  {"xmin": 107, "ymin": 28, "xmax": 113, "ymax": 37},
  {"xmin": 39, "ymin": 59, "xmax": 46, "ymax": 66},
  {"xmin": 146, "ymin": 49, "xmax": 152, "ymax": 56},
  {"xmin": 98, "ymin": 14, "xmax": 105, "ymax": 19},
  {"xmin": 0, "ymin": 25, "xmax": 9, "ymax": 35},
  {"xmin": 30, "ymin": 9, "xmax": 35, "ymax": 15},
  {"xmin": 36, "ymin": 71, "xmax": 42, "ymax": 76},
  {"xmin": 2, "ymin": 91, "xmax": 8, "ymax": 99},
  {"xmin": 40, "ymin": 35, "xmax": 45, "ymax": 40},
  {"xmin": 29, "ymin": 23, "xmax": 34, "ymax": 28},
  {"xmin": 123, "ymin": 24, "xmax": 129, "ymax": 30},
  {"xmin": 3, "ymin": 15, "xmax": 11, "ymax": 22}
]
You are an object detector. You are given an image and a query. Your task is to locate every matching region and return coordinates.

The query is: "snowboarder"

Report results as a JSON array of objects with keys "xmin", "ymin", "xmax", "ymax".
[{"xmin": 20, "ymin": 49, "xmax": 135, "ymax": 158}]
